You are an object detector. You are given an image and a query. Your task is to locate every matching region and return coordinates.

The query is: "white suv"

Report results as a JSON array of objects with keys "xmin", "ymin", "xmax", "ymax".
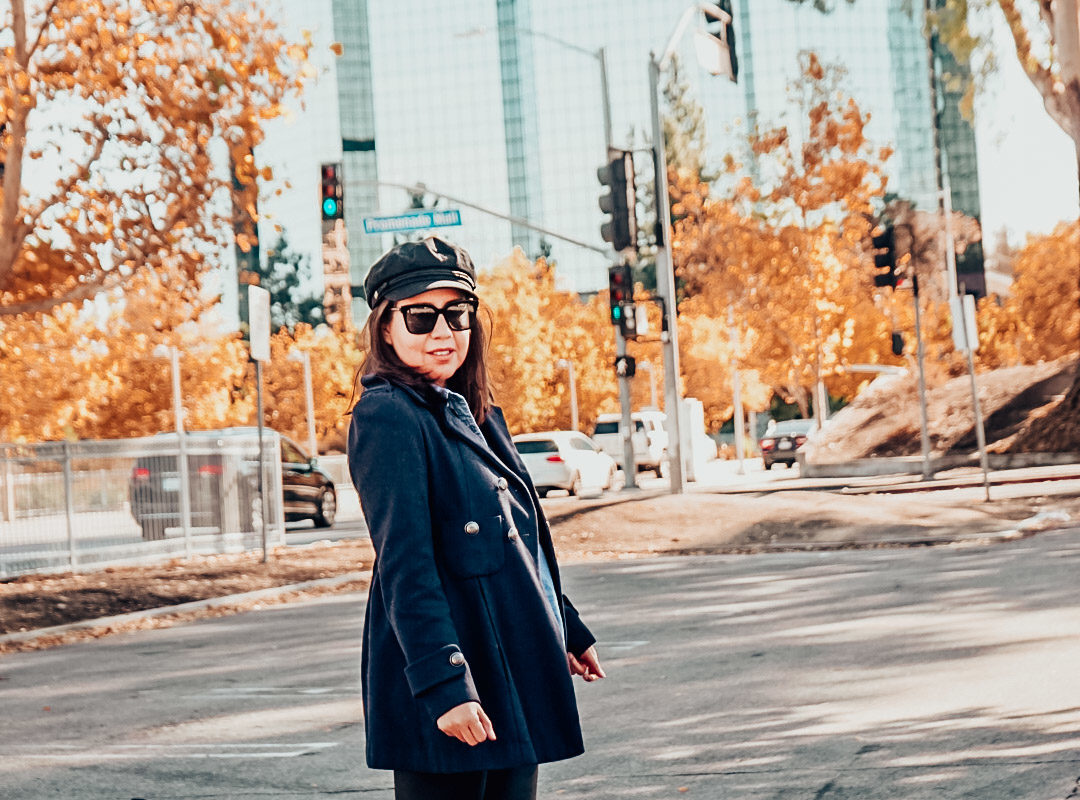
[{"xmin": 591, "ymin": 411, "xmax": 669, "ymax": 475}]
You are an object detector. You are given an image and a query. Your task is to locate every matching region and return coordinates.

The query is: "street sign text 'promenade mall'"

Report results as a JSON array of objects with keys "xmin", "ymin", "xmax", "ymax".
[{"xmin": 362, "ymin": 209, "xmax": 463, "ymax": 235}]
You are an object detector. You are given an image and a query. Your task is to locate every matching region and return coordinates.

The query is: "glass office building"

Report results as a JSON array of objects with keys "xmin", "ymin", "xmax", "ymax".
[
  {"xmin": 253, "ymin": 0, "xmax": 984, "ymax": 317},
  {"xmin": 728, "ymin": 0, "xmax": 985, "ymax": 295}
]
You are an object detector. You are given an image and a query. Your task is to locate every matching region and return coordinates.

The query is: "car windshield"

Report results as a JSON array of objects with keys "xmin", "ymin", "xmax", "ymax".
[
  {"xmin": 515, "ymin": 439, "xmax": 559, "ymax": 454},
  {"xmin": 770, "ymin": 419, "xmax": 814, "ymax": 436}
]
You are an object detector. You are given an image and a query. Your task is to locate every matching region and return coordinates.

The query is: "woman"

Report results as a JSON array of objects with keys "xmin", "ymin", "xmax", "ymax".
[{"xmin": 348, "ymin": 236, "xmax": 605, "ymax": 800}]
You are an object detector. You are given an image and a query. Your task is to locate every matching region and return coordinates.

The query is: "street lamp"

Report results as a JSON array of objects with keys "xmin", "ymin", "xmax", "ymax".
[
  {"xmin": 287, "ymin": 349, "xmax": 318, "ymax": 457},
  {"xmin": 151, "ymin": 343, "xmax": 192, "ymax": 555},
  {"xmin": 649, "ymin": 2, "xmax": 737, "ymax": 494},
  {"xmin": 455, "ymin": 26, "xmax": 613, "ymax": 148},
  {"xmin": 556, "ymin": 359, "xmax": 579, "ymax": 432}
]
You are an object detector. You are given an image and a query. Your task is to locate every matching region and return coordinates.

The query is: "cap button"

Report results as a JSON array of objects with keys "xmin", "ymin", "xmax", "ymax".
[{"xmin": 464, "ymin": 521, "xmax": 480, "ymax": 535}]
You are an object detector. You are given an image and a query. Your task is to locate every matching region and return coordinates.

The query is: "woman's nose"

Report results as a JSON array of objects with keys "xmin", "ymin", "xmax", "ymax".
[{"xmin": 429, "ymin": 312, "xmax": 453, "ymax": 337}]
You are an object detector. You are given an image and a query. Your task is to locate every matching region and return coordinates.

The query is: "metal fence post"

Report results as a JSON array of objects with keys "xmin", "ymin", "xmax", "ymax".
[
  {"xmin": 62, "ymin": 441, "xmax": 77, "ymax": 568},
  {"xmin": 1, "ymin": 447, "xmax": 14, "ymax": 522}
]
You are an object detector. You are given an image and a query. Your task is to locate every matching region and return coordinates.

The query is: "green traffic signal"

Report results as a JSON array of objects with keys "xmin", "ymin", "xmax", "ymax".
[{"xmin": 322, "ymin": 197, "xmax": 339, "ymax": 218}]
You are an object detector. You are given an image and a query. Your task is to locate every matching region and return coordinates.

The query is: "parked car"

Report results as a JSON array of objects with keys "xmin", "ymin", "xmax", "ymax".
[
  {"xmin": 759, "ymin": 418, "xmax": 815, "ymax": 469},
  {"xmin": 512, "ymin": 431, "xmax": 622, "ymax": 497},
  {"xmin": 129, "ymin": 428, "xmax": 336, "ymax": 540},
  {"xmin": 591, "ymin": 411, "xmax": 669, "ymax": 475}
]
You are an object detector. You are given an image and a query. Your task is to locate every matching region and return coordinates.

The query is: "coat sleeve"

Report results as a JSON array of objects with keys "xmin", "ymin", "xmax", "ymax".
[
  {"xmin": 562, "ymin": 594, "xmax": 597, "ymax": 658},
  {"xmin": 349, "ymin": 386, "xmax": 480, "ymax": 723}
]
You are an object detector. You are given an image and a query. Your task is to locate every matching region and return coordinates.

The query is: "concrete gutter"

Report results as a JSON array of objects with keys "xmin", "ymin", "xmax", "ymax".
[
  {"xmin": 0, "ymin": 570, "xmax": 369, "ymax": 649},
  {"xmin": 798, "ymin": 451, "xmax": 1080, "ymax": 479}
]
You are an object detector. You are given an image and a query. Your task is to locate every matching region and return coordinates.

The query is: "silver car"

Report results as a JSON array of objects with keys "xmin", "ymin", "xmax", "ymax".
[{"xmin": 512, "ymin": 431, "xmax": 623, "ymax": 497}]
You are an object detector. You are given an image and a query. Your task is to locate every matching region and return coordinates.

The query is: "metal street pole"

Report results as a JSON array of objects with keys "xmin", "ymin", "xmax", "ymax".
[
  {"xmin": 728, "ymin": 307, "xmax": 746, "ymax": 474},
  {"xmin": 557, "ymin": 359, "xmax": 579, "ymax": 432},
  {"xmin": 650, "ymin": 52, "xmax": 686, "ymax": 494},
  {"xmin": 289, "ymin": 350, "xmax": 318, "ymax": 457},
  {"xmin": 911, "ymin": 277, "xmax": 935, "ymax": 481},
  {"xmin": 956, "ymin": 284, "xmax": 992, "ymax": 501},
  {"xmin": 645, "ymin": 1, "xmax": 729, "ymax": 493},
  {"xmin": 155, "ymin": 344, "xmax": 192, "ymax": 558}
]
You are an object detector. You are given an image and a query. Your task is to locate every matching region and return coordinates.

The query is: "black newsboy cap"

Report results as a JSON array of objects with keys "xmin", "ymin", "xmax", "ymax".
[{"xmin": 363, "ymin": 237, "xmax": 477, "ymax": 308}]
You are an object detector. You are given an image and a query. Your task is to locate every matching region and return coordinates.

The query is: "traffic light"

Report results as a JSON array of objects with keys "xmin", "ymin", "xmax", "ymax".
[
  {"xmin": 698, "ymin": 1, "xmax": 738, "ymax": 82},
  {"xmin": 320, "ymin": 163, "xmax": 344, "ymax": 221},
  {"xmin": 871, "ymin": 225, "xmax": 897, "ymax": 289},
  {"xmin": 597, "ymin": 149, "xmax": 637, "ymax": 253},
  {"xmin": 614, "ymin": 355, "xmax": 637, "ymax": 379},
  {"xmin": 608, "ymin": 263, "xmax": 637, "ymax": 339}
]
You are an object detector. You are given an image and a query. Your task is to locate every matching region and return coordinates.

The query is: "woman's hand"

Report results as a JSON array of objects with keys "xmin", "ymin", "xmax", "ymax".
[
  {"xmin": 436, "ymin": 701, "xmax": 497, "ymax": 746},
  {"xmin": 568, "ymin": 645, "xmax": 606, "ymax": 682}
]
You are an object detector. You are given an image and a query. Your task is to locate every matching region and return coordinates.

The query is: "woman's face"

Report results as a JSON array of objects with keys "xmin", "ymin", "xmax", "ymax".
[{"xmin": 383, "ymin": 287, "xmax": 474, "ymax": 387}]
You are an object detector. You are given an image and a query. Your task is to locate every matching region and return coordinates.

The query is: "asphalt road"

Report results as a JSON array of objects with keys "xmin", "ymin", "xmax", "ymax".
[{"xmin": 1, "ymin": 529, "xmax": 1078, "ymax": 799}]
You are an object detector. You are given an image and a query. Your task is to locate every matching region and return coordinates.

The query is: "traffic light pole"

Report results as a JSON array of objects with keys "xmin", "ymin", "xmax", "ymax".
[
  {"xmin": 911, "ymin": 276, "xmax": 934, "ymax": 481},
  {"xmin": 616, "ymin": 327, "xmax": 637, "ymax": 490},
  {"xmin": 649, "ymin": 52, "xmax": 686, "ymax": 494}
]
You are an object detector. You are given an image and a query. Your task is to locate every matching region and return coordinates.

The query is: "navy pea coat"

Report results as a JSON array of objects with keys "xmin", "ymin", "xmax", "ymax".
[{"xmin": 348, "ymin": 374, "xmax": 596, "ymax": 773}]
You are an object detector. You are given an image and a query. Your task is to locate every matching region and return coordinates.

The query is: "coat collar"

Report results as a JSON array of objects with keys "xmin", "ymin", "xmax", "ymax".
[{"xmin": 362, "ymin": 373, "xmax": 532, "ymax": 492}]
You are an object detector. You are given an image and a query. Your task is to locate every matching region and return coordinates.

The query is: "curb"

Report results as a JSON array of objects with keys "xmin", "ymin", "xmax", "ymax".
[{"xmin": 0, "ymin": 570, "xmax": 370, "ymax": 648}]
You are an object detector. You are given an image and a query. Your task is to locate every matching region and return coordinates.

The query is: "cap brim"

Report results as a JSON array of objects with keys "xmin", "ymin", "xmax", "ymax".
[{"xmin": 381, "ymin": 278, "xmax": 478, "ymax": 304}]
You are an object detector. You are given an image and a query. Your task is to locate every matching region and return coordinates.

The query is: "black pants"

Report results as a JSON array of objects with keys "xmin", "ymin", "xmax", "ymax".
[{"xmin": 393, "ymin": 764, "xmax": 538, "ymax": 800}]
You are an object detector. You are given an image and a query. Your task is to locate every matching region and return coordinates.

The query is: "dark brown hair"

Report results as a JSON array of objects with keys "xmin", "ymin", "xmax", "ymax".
[{"xmin": 354, "ymin": 295, "xmax": 494, "ymax": 424}]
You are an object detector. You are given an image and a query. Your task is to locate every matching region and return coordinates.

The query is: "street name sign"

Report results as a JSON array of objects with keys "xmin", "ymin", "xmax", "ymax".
[{"xmin": 362, "ymin": 209, "xmax": 462, "ymax": 235}]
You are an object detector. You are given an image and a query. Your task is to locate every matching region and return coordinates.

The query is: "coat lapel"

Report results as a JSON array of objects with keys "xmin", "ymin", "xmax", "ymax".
[{"xmin": 437, "ymin": 400, "xmax": 528, "ymax": 489}]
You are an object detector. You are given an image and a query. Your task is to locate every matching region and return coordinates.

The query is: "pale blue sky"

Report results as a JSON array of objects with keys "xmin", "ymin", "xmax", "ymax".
[{"xmin": 973, "ymin": 22, "xmax": 1078, "ymax": 246}]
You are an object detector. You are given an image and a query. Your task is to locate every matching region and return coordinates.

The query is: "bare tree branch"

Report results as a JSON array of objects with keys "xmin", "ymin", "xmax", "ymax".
[{"xmin": 27, "ymin": 0, "xmax": 60, "ymax": 62}]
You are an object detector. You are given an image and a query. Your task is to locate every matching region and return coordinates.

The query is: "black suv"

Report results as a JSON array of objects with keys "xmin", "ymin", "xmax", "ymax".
[{"xmin": 129, "ymin": 429, "xmax": 336, "ymax": 540}]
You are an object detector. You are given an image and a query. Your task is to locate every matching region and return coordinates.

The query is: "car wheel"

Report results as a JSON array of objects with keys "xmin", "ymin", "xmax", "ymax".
[
  {"xmin": 140, "ymin": 520, "xmax": 167, "ymax": 541},
  {"xmin": 569, "ymin": 472, "xmax": 583, "ymax": 497},
  {"xmin": 313, "ymin": 488, "xmax": 337, "ymax": 528}
]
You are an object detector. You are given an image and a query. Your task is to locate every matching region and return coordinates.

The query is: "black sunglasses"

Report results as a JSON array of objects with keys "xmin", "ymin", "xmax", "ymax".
[{"xmin": 392, "ymin": 299, "xmax": 477, "ymax": 335}]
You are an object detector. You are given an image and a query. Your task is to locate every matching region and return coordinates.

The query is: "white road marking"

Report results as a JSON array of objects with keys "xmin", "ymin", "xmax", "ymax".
[
  {"xmin": 597, "ymin": 640, "xmax": 649, "ymax": 652},
  {"xmin": 2, "ymin": 742, "xmax": 339, "ymax": 761}
]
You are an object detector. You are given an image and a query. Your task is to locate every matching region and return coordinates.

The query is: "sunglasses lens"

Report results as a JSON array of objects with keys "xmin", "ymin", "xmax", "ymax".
[
  {"xmin": 402, "ymin": 308, "xmax": 436, "ymax": 334},
  {"xmin": 444, "ymin": 304, "xmax": 473, "ymax": 331}
]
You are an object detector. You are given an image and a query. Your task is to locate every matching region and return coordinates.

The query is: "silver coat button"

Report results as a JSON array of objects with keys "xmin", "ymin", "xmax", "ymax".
[
  {"xmin": 507, "ymin": 527, "xmax": 519, "ymax": 541},
  {"xmin": 464, "ymin": 521, "xmax": 480, "ymax": 535},
  {"xmin": 496, "ymin": 477, "xmax": 508, "ymax": 490},
  {"xmin": 449, "ymin": 652, "xmax": 466, "ymax": 667}
]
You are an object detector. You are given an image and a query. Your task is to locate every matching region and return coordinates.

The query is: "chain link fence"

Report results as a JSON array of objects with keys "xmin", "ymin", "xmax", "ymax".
[{"xmin": 0, "ymin": 431, "xmax": 285, "ymax": 578}]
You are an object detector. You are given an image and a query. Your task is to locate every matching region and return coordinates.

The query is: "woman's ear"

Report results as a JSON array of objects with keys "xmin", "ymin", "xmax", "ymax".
[{"xmin": 381, "ymin": 323, "xmax": 393, "ymax": 346}]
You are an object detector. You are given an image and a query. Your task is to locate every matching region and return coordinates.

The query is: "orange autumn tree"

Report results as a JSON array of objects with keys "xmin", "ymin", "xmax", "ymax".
[
  {"xmin": 0, "ymin": 268, "xmax": 255, "ymax": 441},
  {"xmin": 0, "ymin": 0, "xmax": 309, "ymax": 317},
  {"xmin": 261, "ymin": 324, "xmax": 365, "ymax": 453},
  {"xmin": 975, "ymin": 221, "xmax": 1080, "ymax": 369},
  {"xmin": 480, "ymin": 250, "xmax": 615, "ymax": 435},
  {"xmin": 674, "ymin": 55, "xmax": 894, "ymax": 418}
]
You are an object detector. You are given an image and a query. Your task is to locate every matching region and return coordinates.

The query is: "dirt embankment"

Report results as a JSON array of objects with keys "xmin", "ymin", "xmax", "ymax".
[{"xmin": 804, "ymin": 358, "xmax": 1079, "ymax": 463}]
